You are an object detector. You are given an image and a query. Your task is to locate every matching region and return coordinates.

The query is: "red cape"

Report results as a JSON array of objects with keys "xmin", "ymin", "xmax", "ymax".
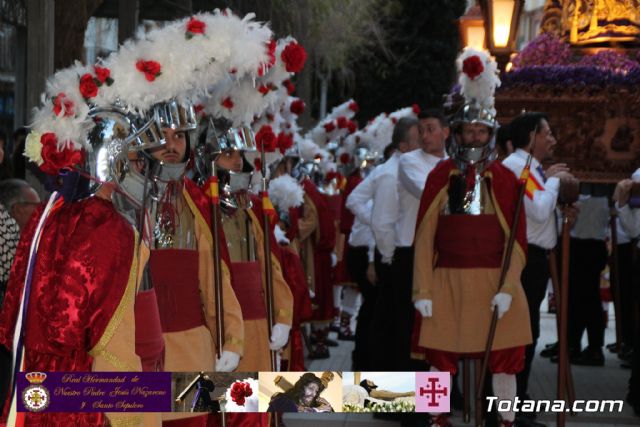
[{"xmin": 414, "ymin": 159, "xmax": 527, "ymax": 256}]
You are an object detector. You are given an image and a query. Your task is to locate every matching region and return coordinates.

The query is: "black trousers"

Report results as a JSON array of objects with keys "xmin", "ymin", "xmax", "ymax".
[
  {"xmin": 369, "ymin": 247, "xmax": 415, "ymax": 371},
  {"xmin": 347, "ymin": 245, "xmax": 377, "ymax": 371},
  {"xmin": 615, "ymin": 242, "xmax": 635, "ymax": 346},
  {"xmin": 517, "ymin": 244, "xmax": 550, "ymax": 398},
  {"xmin": 567, "ymin": 238, "xmax": 608, "ymax": 350},
  {"xmin": 628, "ymin": 247, "xmax": 640, "ymax": 409}
]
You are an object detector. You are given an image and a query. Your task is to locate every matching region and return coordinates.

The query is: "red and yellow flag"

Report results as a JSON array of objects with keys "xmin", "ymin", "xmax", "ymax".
[
  {"xmin": 204, "ymin": 176, "xmax": 220, "ymax": 205},
  {"xmin": 261, "ymin": 191, "xmax": 279, "ymax": 225},
  {"xmin": 519, "ymin": 165, "xmax": 543, "ymax": 200}
]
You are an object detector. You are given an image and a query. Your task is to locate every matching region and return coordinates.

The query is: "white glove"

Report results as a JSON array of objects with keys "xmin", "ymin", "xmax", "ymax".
[
  {"xmin": 490, "ymin": 293, "xmax": 512, "ymax": 319},
  {"xmin": 414, "ymin": 299, "xmax": 432, "ymax": 318},
  {"xmin": 269, "ymin": 323, "xmax": 291, "ymax": 350},
  {"xmin": 330, "ymin": 252, "xmax": 338, "ymax": 267},
  {"xmin": 274, "ymin": 225, "xmax": 290, "ymax": 245},
  {"xmin": 215, "ymin": 350, "xmax": 240, "ymax": 372}
]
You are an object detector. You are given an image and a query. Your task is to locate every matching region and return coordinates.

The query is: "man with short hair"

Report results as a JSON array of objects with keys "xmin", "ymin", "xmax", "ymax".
[
  {"xmin": 502, "ymin": 112, "xmax": 574, "ymax": 425},
  {"xmin": 0, "ymin": 178, "xmax": 41, "ymax": 229},
  {"xmin": 392, "ymin": 109, "xmax": 448, "ymax": 370}
]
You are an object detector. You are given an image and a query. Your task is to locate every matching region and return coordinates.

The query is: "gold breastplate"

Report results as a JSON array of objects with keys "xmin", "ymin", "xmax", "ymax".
[{"xmin": 153, "ymin": 190, "xmax": 196, "ymax": 250}]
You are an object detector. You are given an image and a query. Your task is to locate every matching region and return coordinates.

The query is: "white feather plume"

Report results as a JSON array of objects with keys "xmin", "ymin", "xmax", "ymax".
[
  {"xmin": 268, "ymin": 174, "xmax": 304, "ymax": 211},
  {"xmin": 457, "ymin": 47, "xmax": 501, "ymax": 116}
]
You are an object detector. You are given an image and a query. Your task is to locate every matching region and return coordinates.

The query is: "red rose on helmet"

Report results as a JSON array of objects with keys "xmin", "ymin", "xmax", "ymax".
[
  {"xmin": 339, "ymin": 153, "xmax": 351, "ymax": 164},
  {"xmin": 277, "ymin": 132, "xmax": 294, "ymax": 154},
  {"xmin": 347, "ymin": 120, "xmax": 357, "ymax": 134},
  {"xmin": 79, "ymin": 73, "xmax": 99, "ymax": 99},
  {"xmin": 348, "ymin": 101, "xmax": 359, "ymax": 113},
  {"xmin": 283, "ymin": 80, "xmax": 295, "ymax": 95},
  {"xmin": 412, "ymin": 103, "xmax": 421, "ymax": 114},
  {"xmin": 256, "ymin": 125, "xmax": 277, "ymax": 152},
  {"xmin": 94, "ymin": 66, "xmax": 113, "ymax": 86},
  {"xmin": 462, "ymin": 55, "xmax": 484, "ymax": 80},
  {"xmin": 323, "ymin": 122, "xmax": 336, "ymax": 133},
  {"xmin": 136, "ymin": 60, "xmax": 162, "ymax": 82},
  {"xmin": 186, "ymin": 17, "xmax": 206, "ymax": 38},
  {"xmin": 221, "ymin": 96, "xmax": 234, "ymax": 110},
  {"xmin": 281, "ymin": 42, "xmax": 307, "ymax": 73},
  {"xmin": 39, "ymin": 133, "xmax": 85, "ymax": 175},
  {"xmin": 336, "ymin": 116, "xmax": 348, "ymax": 129},
  {"xmin": 290, "ymin": 99, "xmax": 305, "ymax": 115},
  {"xmin": 52, "ymin": 93, "xmax": 74, "ymax": 117}
]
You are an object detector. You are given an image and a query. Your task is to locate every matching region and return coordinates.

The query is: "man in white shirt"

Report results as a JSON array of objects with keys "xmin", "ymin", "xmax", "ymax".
[
  {"xmin": 347, "ymin": 116, "xmax": 420, "ymax": 370},
  {"xmin": 502, "ymin": 112, "xmax": 573, "ymax": 405},
  {"xmin": 392, "ymin": 109, "xmax": 448, "ymax": 370}
]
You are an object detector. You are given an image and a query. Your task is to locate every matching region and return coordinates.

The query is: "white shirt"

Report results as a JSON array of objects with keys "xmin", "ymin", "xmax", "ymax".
[
  {"xmin": 396, "ymin": 149, "xmax": 445, "ymax": 247},
  {"xmin": 346, "ymin": 152, "xmax": 400, "ymax": 264},
  {"xmin": 348, "ymin": 200, "xmax": 375, "ymax": 262},
  {"xmin": 617, "ymin": 168, "xmax": 640, "ymax": 242},
  {"xmin": 502, "ymin": 149, "xmax": 560, "ymax": 249},
  {"xmin": 570, "ymin": 195, "xmax": 609, "ymax": 241}
]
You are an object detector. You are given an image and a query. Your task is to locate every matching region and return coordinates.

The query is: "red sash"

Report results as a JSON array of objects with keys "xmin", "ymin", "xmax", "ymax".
[
  {"xmin": 150, "ymin": 249, "xmax": 206, "ymax": 332},
  {"xmin": 230, "ymin": 261, "xmax": 267, "ymax": 320},
  {"xmin": 134, "ymin": 288, "xmax": 165, "ymax": 371},
  {"xmin": 434, "ymin": 214, "xmax": 504, "ymax": 268}
]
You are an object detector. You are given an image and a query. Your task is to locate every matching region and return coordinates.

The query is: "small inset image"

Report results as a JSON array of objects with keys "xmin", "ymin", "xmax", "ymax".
[
  {"xmin": 172, "ymin": 372, "xmax": 258, "ymax": 413},
  {"xmin": 342, "ymin": 372, "xmax": 416, "ymax": 412},
  {"xmin": 259, "ymin": 371, "xmax": 342, "ymax": 413}
]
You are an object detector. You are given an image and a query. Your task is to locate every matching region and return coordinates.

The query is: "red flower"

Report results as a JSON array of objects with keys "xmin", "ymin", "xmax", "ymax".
[
  {"xmin": 462, "ymin": 55, "xmax": 484, "ymax": 80},
  {"xmin": 323, "ymin": 122, "xmax": 336, "ymax": 133},
  {"xmin": 281, "ymin": 42, "xmax": 307, "ymax": 73},
  {"xmin": 39, "ymin": 133, "xmax": 85, "ymax": 175},
  {"xmin": 52, "ymin": 93, "xmax": 74, "ymax": 117},
  {"xmin": 336, "ymin": 116, "xmax": 348, "ymax": 129},
  {"xmin": 230, "ymin": 382, "xmax": 253, "ymax": 406},
  {"xmin": 266, "ymin": 113, "xmax": 275, "ymax": 122},
  {"xmin": 290, "ymin": 99, "xmax": 305, "ymax": 115},
  {"xmin": 348, "ymin": 101, "xmax": 359, "ymax": 112},
  {"xmin": 277, "ymin": 132, "xmax": 294, "ymax": 154},
  {"xmin": 283, "ymin": 80, "xmax": 295, "ymax": 95},
  {"xmin": 266, "ymin": 39, "xmax": 277, "ymax": 68},
  {"xmin": 347, "ymin": 120, "xmax": 357, "ymax": 134},
  {"xmin": 136, "ymin": 60, "xmax": 162, "ymax": 82},
  {"xmin": 194, "ymin": 104, "xmax": 205, "ymax": 115},
  {"xmin": 253, "ymin": 158, "xmax": 262, "ymax": 172},
  {"xmin": 339, "ymin": 153, "xmax": 351, "ymax": 164},
  {"xmin": 258, "ymin": 84, "xmax": 270, "ymax": 95},
  {"xmin": 256, "ymin": 125, "xmax": 277, "ymax": 152},
  {"xmin": 79, "ymin": 73, "xmax": 99, "ymax": 99},
  {"xmin": 391, "ymin": 117, "xmax": 398, "ymax": 124},
  {"xmin": 186, "ymin": 17, "xmax": 206, "ymax": 37},
  {"xmin": 94, "ymin": 66, "xmax": 113, "ymax": 86},
  {"xmin": 221, "ymin": 96, "xmax": 234, "ymax": 110}
]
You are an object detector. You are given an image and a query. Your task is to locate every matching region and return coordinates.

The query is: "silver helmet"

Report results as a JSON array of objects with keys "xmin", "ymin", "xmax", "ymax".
[{"xmin": 448, "ymin": 102, "xmax": 499, "ymax": 172}]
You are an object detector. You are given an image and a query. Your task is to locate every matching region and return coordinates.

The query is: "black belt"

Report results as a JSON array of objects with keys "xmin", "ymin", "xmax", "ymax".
[{"xmin": 528, "ymin": 244, "xmax": 551, "ymax": 256}]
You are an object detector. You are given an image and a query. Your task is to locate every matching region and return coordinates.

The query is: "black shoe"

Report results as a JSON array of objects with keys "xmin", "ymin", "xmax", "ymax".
[
  {"xmin": 544, "ymin": 342, "xmax": 558, "ymax": 349},
  {"xmin": 606, "ymin": 342, "xmax": 619, "ymax": 353},
  {"xmin": 572, "ymin": 347, "xmax": 605, "ymax": 366},
  {"xmin": 540, "ymin": 343, "xmax": 558, "ymax": 358},
  {"xmin": 338, "ymin": 330, "xmax": 356, "ymax": 341},
  {"xmin": 618, "ymin": 349, "xmax": 633, "ymax": 362},
  {"xmin": 308, "ymin": 345, "xmax": 330, "ymax": 359},
  {"xmin": 550, "ymin": 348, "xmax": 580, "ymax": 364},
  {"xmin": 325, "ymin": 337, "xmax": 339, "ymax": 347}
]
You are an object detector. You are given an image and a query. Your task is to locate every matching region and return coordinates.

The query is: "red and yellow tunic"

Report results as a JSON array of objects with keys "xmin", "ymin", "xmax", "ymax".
[{"xmin": 412, "ymin": 160, "xmax": 532, "ymax": 364}]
